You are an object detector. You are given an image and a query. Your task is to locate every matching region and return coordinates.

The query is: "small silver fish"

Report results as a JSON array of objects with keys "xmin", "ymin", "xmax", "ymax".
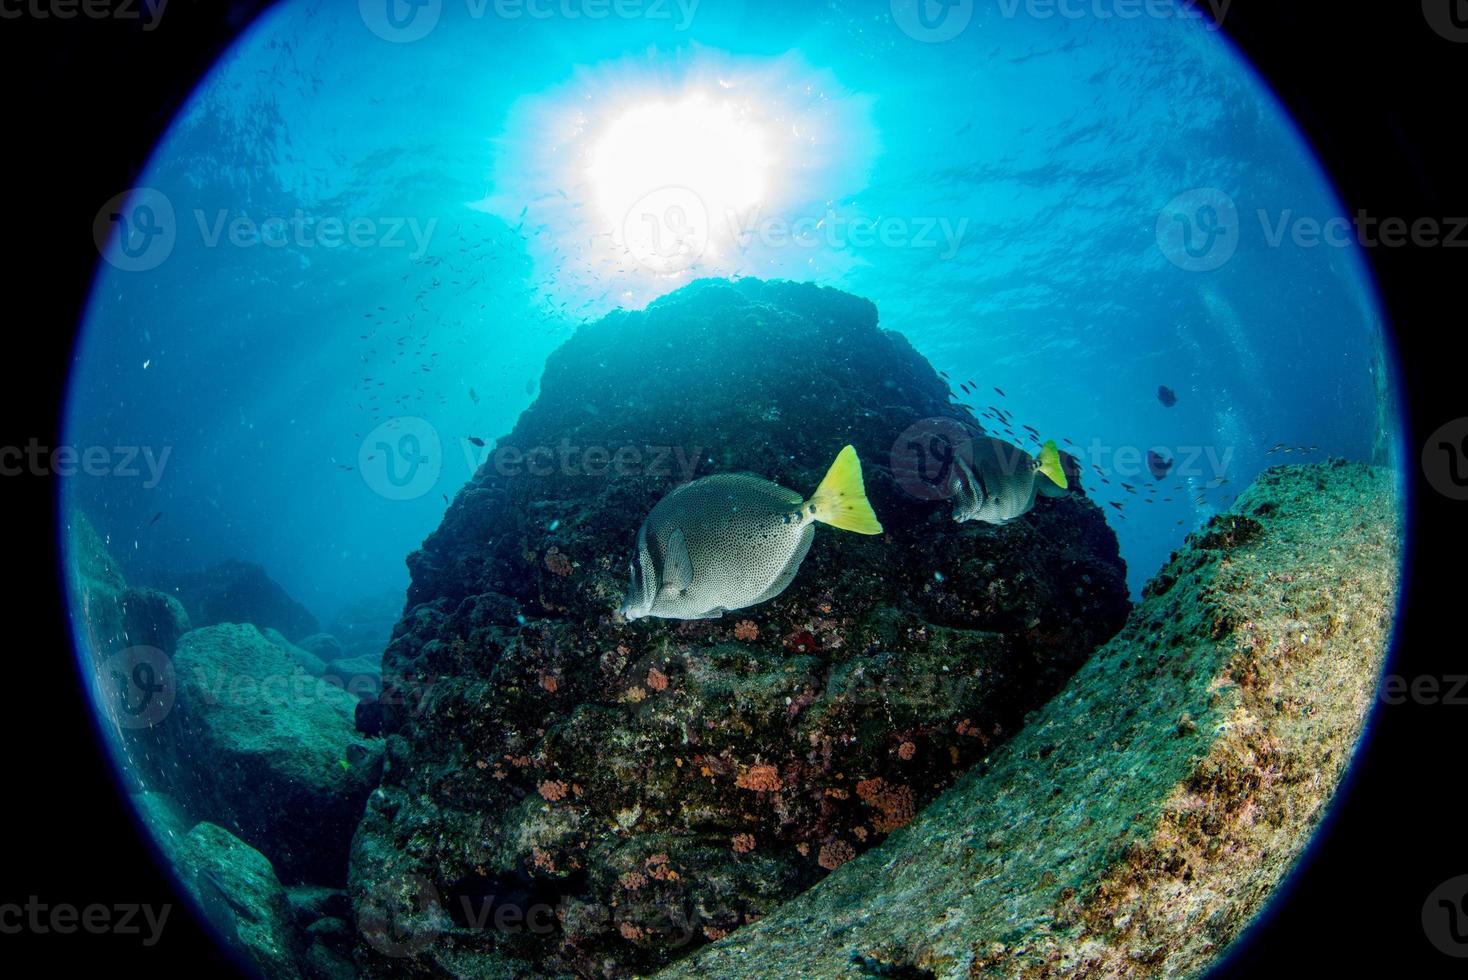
[
  {"xmin": 621, "ymin": 446, "xmax": 882, "ymax": 621},
  {"xmin": 949, "ymin": 437, "xmax": 1069, "ymax": 525}
]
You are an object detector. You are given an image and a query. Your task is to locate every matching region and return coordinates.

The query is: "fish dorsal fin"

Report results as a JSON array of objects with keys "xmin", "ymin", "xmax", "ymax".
[{"xmin": 662, "ymin": 528, "xmax": 695, "ymax": 593}]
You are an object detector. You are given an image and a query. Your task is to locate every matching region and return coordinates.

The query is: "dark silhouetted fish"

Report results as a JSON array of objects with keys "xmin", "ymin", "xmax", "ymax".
[
  {"xmin": 994, "ymin": 387, "xmax": 1005, "ymax": 397},
  {"xmin": 1157, "ymin": 385, "xmax": 1178, "ymax": 408},
  {"xmin": 1147, "ymin": 450, "xmax": 1174, "ymax": 480},
  {"xmin": 467, "ymin": 436, "xmax": 485, "ymax": 447}
]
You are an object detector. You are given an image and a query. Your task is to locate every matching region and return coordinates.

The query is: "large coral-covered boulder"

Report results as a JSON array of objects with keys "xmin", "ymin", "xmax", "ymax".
[{"xmin": 349, "ymin": 279, "xmax": 1130, "ymax": 976}]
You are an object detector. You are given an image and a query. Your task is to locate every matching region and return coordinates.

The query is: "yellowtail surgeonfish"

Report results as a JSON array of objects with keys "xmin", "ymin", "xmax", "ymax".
[
  {"xmin": 950, "ymin": 437, "xmax": 1069, "ymax": 525},
  {"xmin": 620, "ymin": 446, "xmax": 883, "ymax": 621}
]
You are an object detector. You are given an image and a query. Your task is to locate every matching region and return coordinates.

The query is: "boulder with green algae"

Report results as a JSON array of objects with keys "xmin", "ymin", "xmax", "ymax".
[
  {"xmin": 168, "ymin": 623, "xmax": 384, "ymax": 885},
  {"xmin": 178, "ymin": 822, "xmax": 303, "ymax": 980},
  {"xmin": 349, "ymin": 279, "xmax": 1130, "ymax": 977},
  {"xmin": 661, "ymin": 460, "xmax": 1400, "ymax": 980}
]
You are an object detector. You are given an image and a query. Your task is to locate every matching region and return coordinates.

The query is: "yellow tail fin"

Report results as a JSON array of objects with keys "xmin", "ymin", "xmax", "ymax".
[
  {"xmin": 1037, "ymin": 439, "xmax": 1068, "ymax": 490},
  {"xmin": 809, "ymin": 445, "xmax": 883, "ymax": 535}
]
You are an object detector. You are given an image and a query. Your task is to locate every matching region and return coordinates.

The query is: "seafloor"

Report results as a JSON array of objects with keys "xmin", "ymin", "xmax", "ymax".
[
  {"xmin": 66, "ymin": 279, "xmax": 1400, "ymax": 980},
  {"xmin": 663, "ymin": 460, "xmax": 1400, "ymax": 979}
]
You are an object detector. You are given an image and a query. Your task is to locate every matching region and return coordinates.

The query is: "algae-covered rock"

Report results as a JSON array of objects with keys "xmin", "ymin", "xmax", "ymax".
[
  {"xmin": 663, "ymin": 460, "xmax": 1400, "ymax": 979},
  {"xmin": 170, "ymin": 623, "xmax": 384, "ymax": 884},
  {"xmin": 349, "ymin": 279, "xmax": 1130, "ymax": 976},
  {"xmin": 179, "ymin": 821, "xmax": 303, "ymax": 980}
]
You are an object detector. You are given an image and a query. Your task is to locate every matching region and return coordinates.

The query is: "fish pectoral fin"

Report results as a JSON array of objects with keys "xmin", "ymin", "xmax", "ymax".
[{"xmin": 663, "ymin": 528, "xmax": 695, "ymax": 593}]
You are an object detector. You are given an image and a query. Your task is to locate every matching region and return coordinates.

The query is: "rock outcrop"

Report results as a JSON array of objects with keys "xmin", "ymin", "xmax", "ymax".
[
  {"xmin": 168, "ymin": 624, "xmax": 384, "ymax": 884},
  {"xmin": 134, "ymin": 791, "xmax": 356, "ymax": 980},
  {"xmin": 660, "ymin": 461, "xmax": 1400, "ymax": 979},
  {"xmin": 147, "ymin": 559, "xmax": 320, "ymax": 641},
  {"xmin": 349, "ymin": 279, "xmax": 1131, "ymax": 976},
  {"xmin": 70, "ymin": 517, "xmax": 383, "ymax": 894},
  {"xmin": 178, "ymin": 821, "xmax": 303, "ymax": 980}
]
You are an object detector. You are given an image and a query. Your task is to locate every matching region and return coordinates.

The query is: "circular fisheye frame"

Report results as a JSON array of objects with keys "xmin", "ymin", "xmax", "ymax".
[{"xmin": 60, "ymin": 3, "xmax": 1408, "ymax": 977}]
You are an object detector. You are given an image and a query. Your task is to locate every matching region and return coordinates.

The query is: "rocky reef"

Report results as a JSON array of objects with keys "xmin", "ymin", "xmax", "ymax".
[
  {"xmin": 661, "ymin": 460, "xmax": 1401, "ymax": 979},
  {"xmin": 349, "ymin": 279, "xmax": 1131, "ymax": 976},
  {"xmin": 65, "ymin": 514, "xmax": 384, "ymax": 976},
  {"xmin": 145, "ymin": 558, "xmax": 322, "ymax": 641}
]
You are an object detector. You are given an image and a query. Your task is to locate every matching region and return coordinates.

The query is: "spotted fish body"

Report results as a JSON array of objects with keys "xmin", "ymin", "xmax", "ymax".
[
  {"xmin": 621, "ymin": 446, "xmax": 882, "ymax": 621},
  {"xmin": 950, "ymin": 436, "xmax": 1068, "ymax": 525}
]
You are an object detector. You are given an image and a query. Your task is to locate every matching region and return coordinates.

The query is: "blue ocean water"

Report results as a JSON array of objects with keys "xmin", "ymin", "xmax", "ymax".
[
  {"xmin": 66, "ymin": 3, "xmax": 1396, "ymax": 658},
  {"xmin": 63, "ymin": 1, "xmax": 1400, "ymax": 630},
  {"xmin": 57, "ymin": 4, "xmax": 1411, "ymax": 976}
]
